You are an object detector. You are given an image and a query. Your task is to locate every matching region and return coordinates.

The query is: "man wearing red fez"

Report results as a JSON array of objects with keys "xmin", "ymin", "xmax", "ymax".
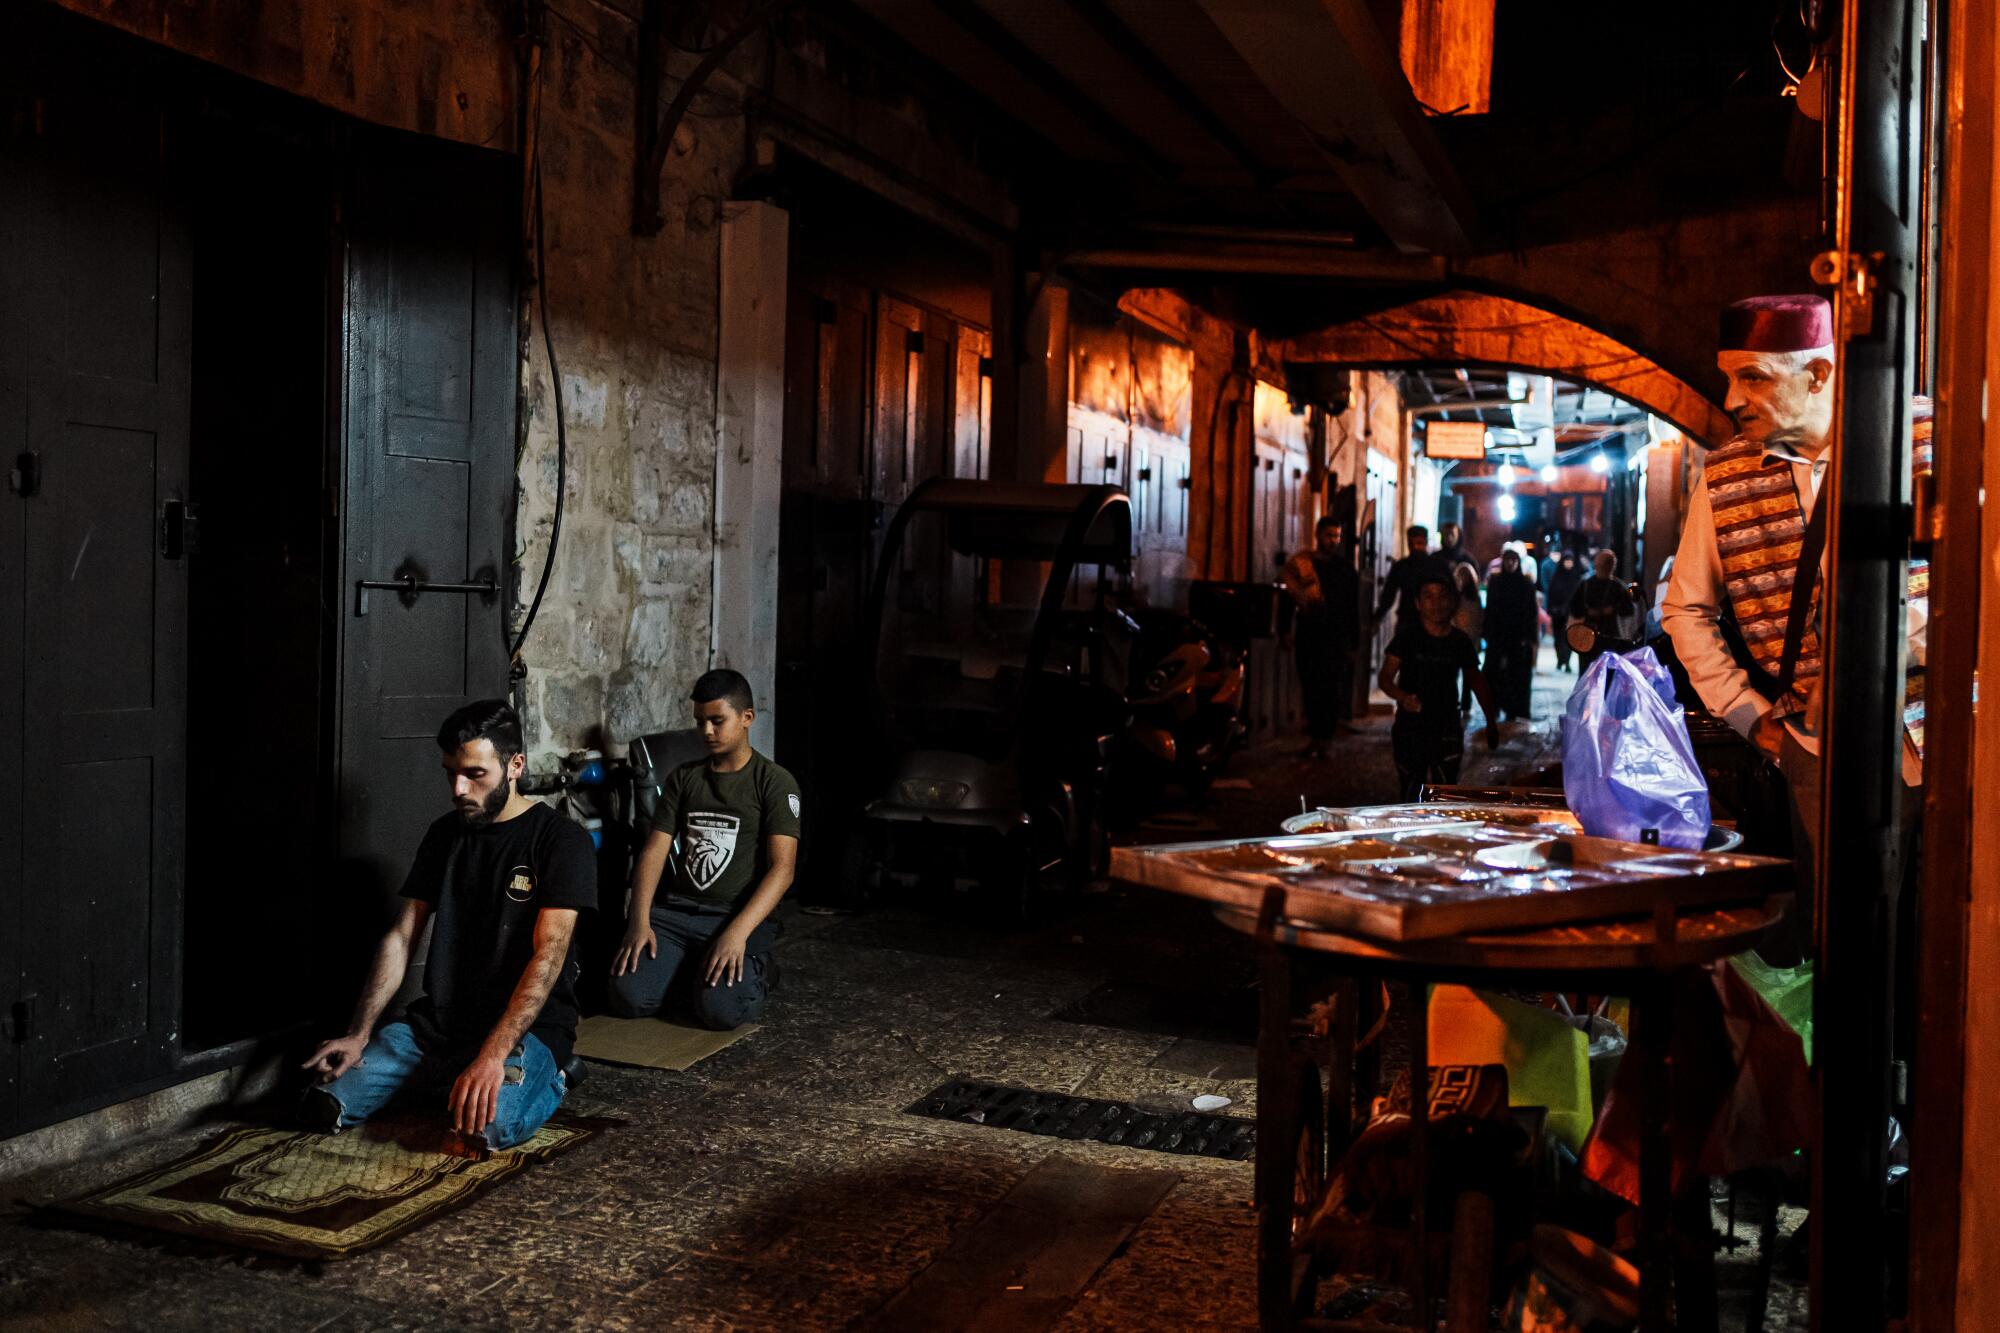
[{"xmin": 1661, "ymin": 295, "xmax": 1925, "ymax": 883}]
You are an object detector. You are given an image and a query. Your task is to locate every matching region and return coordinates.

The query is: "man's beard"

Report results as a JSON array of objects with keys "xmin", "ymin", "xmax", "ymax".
[{"xmin": 458, "ymin": 778, "xmax": 511, "ymax": 827}]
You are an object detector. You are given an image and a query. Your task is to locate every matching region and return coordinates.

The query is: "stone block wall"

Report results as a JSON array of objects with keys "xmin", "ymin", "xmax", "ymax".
[{"xmin": 513, "ymin": 17, "xmax": 761, "ymax": 763}]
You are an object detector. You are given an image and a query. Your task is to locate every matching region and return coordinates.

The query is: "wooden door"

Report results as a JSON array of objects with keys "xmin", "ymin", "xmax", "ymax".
[
  {"xmin": 335, "ymin": 134, "xmax": 515, "ymax": 955},
  {"xmin": 777, "ymin": 277, "xmax": 872, "ymax": 869},
  {"xmin": 5, "ymin": 91, "xmax": 192, "ymax": 1120},
  {"xmin": 777, "ymin": 273, "xmax": 985, "ymax": 874}
]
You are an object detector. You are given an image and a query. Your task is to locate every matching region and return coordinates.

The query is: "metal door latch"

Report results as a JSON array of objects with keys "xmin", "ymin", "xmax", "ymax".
[
  {"xmin": 1810, "ymin": 249, "xmax": 1883, "ymax": 338},
  {"xmin": 160, "ymin": 499, "xmax": 200, "ymax": 559},
  {"xmin": 355, "ymin": 562, "xmax": 499, "ymax": 615},
  {"xmin": 5, "ymin": 996, "xmax": 34, "ymax": 1044}
]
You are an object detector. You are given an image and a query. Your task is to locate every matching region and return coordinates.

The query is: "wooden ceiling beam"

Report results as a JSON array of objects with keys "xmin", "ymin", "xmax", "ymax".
[
  {"xmin": 1063, "ymin": 0, "xmax": 1273, "ymax": 182},
  {"xmin": 1195, "ymin": 0, "xmax": 1479, "ymax": 255},
  {"xmin": 925, "ymin": 0, "xmax": 1178, "ymax": 176}
]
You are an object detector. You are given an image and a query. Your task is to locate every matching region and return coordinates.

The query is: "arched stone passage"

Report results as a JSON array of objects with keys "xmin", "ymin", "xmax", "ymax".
[{"xmin": 1269, "ymin": 290, "xmax": 1734, "ymax": 446}]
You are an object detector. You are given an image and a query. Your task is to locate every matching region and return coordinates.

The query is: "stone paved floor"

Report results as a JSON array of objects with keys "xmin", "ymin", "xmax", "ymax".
[{"xmin": 0, "ymin": 648, "xmax": 1808, "ymax": 1330}]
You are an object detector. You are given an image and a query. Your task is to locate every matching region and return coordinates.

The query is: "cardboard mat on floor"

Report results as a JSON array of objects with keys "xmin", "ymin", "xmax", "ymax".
[{"xmin": 573, "ymin": 1015, "xmax": 758, "ymax": 1071}]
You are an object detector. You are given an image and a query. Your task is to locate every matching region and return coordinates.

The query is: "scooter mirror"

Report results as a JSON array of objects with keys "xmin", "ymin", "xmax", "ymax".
[{"xmin": 1566, "ymin": 621, "xmax": 1599, "ymax": 654}]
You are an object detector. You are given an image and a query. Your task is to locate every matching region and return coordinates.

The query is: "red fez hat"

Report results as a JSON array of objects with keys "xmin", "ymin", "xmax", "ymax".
[{"xmin": 1719, "ymin": 295, "xmax": 1834, "ymax": 352}]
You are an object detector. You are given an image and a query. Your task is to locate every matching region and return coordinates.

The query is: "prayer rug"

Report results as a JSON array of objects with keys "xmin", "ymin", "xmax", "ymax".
[
  {"xmin": 48, "ymin": 1110, "xmax": 612, "ymax": 1261},
  {"xmin": 572, "ymin": 1015, "xmax": 758, "ymax": 1071}
]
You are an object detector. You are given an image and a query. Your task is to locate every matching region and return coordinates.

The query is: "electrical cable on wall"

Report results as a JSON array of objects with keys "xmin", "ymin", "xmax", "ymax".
[{"xmin": 513, "ymin": 19, "xmax": 568, "ymax": 664}]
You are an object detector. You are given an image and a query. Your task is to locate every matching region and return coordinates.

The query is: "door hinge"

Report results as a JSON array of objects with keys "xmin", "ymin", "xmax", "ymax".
[
  {"xmin": 1809, "ymin": 249, "xmax": 1882, "ymax": 338},
  {"xmin": 5, "ymin": 995, "xmax": 34, "ymax": 1044},
  {"xmin": 160, "ymin": 499, "xmax": 200, "ymax": 560},
  {"xmin": 8, "ymin": 451, "xmax": 39, "ymax": 497}
]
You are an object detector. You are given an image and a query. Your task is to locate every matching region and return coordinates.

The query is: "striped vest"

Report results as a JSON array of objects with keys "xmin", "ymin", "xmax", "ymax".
[{"xmin": 1703, "ymin": 401, "xmax": 1928, "ymax": 762}]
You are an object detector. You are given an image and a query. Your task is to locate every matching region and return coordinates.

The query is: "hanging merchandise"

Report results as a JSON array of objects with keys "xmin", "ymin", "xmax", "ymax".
[{"xmin": 1562, "ymin": 647, "xmax": 1710, "ymax": 849}]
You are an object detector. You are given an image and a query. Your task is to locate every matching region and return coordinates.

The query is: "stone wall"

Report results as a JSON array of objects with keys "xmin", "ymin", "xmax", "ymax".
[{"xmin": 511, "ymin": 17, "xmax": 763, "ymax": 764}]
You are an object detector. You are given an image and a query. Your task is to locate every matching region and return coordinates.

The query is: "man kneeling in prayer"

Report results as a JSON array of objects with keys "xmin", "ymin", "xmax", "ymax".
[
  {"xmin": 301, "ymin": 700, "xmax": 597, "ymax": 1150},
  {"xmin": 608, "ymin": 669, "xmax": 800, "ymax": 1030}
]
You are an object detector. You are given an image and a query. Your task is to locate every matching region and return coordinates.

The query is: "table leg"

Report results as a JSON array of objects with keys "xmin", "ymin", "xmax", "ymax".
[
  {"xmin": 1410, "ymin": 981, "xmax": 1429, "ymax": 1332},
  {"xmin": 1329, "ymin": 977, "xmax": 1359, "ymax": 1152},
  {"xmin": 1257, "ymin": 936, "xmax": 1296, "ymax": 1329},
  {"xmin": 1635, "ymin": 980, "xmax": 1675, "ymax": 1332}
]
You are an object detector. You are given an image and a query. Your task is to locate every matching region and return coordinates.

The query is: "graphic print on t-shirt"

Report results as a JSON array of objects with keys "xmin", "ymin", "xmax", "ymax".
[
  {"xmin": 505, "ymin": 865, "xmax": 536, "ymax": 903},
  {"xmin": 683, "ymin": 812, "xmax": 741, "ymax": 893}
]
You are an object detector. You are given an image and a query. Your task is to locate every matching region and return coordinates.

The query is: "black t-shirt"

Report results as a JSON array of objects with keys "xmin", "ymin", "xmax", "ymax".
[
  {"xmin": 400, "ymin": 802, "xmax": 598, "ymax": 1067},
  {"xmin": 1386, "ymin": 624, "xmax": 1479, "ymax": 728}
]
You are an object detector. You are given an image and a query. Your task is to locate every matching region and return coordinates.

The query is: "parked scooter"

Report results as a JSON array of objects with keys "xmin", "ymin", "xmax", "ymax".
[{"xmin": 1114, "ymin": 608, "xmax": 1248, "ymax": 816}]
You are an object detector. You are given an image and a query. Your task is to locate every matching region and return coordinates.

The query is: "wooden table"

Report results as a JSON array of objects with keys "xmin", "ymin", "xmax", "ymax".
[{"xmin": 1217, "ymin": 889, "xmax": 1790, "ymax": 1333}]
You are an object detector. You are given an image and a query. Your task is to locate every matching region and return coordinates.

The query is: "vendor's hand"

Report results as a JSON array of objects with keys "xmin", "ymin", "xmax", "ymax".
[
  {"xmin": 1750, "ymin": 710, "xmax": 1787, "ymax": 760},
  {"xmin": 302, "ymin": 1034, "xmax": 367, "ymax": 1084},
  {"xmin": 449, "ymin": 1051, "xmax": 507, "ymax": 1137},
  {"xmin": 1400, "ymin": 692, "xmax": 1422, "ymax": 714},
  {"xmin": 705, "ymin": 924, "xmax": 751, "ymax": 988},
  {"xmin": 612, "ymin": 923, "xmax": 657, "ymax": 977}
]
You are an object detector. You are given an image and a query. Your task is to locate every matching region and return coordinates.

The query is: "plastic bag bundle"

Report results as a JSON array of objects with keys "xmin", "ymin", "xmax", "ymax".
[{"xmin": 1562, "ymin": 647, "xmax": 1710, "ymax": 849}]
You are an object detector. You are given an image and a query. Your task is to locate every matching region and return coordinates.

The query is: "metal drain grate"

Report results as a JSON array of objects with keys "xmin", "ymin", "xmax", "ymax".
[{"xmin": 906, "ymin": 1078, "xmax": 1256, "ymax": 1160}]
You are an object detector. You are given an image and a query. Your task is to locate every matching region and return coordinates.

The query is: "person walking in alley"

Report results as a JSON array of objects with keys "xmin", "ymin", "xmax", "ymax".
[
  {"xmin": 1373, "ymin": 524, "xmax": 1452, "ymax": 632},
  {"xmin": 1544, "ymin": 547, "xmax": 1586, "ymax": 672},
  {"xmin": 1567, "ymin": 549, "xmax": 1636, "ymax": 674},
  {"xmin": 1282, "ymin": 516, "xmax": 1362, "ymax": 759},
  {"xmin": 1379, "ymin": 574, "xmax": 1499, "ymax": 802},
  {"xmin": 609, "ymin": 669, "xmax": 800, "ymax": 1030},
  {"xmin": 1450, "ymin": 562, "xmax": 1484, "ymax": 718},
  {"xmin": 1436, "ymin": 521, "xmax": 1470, "ymax": 571},
  {"xmin": 1484, "ymin": 548, "xmax": 1541, "ymax": 721},
  {"xmin": 301, "ymin": 701, "xmax": 597, "ymax": 1151}
]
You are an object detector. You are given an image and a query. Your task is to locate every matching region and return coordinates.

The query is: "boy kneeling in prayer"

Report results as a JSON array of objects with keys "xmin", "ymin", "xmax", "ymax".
[{"xmin": 609, "ymin": 669, "xmax": 800, "ymax": 1030}]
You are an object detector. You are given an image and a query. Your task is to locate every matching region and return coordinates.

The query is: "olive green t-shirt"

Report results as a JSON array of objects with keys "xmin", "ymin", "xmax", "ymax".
[{"xmin": 650, "ymin": 751, "xmax": 802, "ymax": 910}]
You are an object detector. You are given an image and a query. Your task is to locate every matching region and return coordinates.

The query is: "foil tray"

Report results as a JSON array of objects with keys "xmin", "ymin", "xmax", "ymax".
[{"xmin": 1109, "ymin": 819, "xmax": 1787, "ymax": 943}]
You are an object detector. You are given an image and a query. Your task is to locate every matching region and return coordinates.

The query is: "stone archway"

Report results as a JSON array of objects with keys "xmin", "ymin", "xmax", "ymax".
[{"xmin": 1269, "ymin": 290, "xmax": 1734, "ymax": 446}]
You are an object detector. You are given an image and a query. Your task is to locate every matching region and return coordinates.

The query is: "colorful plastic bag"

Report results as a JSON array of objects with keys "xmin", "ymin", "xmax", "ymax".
[
  {"xmin": 1729, "ymin": 953, "xmax": 1814, "ymax": 1065},
  {"xmin": 1562, "ymin": 647, "xmax": 1710, "ymax": 849}
]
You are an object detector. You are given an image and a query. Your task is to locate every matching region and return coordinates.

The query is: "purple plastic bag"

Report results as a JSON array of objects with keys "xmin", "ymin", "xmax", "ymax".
[{"xmin": 1562, "ymin": 647, "xmax": 1710, "ymax": 849}]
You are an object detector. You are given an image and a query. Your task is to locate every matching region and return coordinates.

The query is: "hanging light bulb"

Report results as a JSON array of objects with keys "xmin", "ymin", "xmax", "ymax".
[
  {"xmin": 1496, "ymin": 460, "xmax": 1518, "ymax": 488},
  {"xmin": 1497, "ymin": 493, "xmax": 1518, "ymax": 523},
  {"xmin": 1589, "ymin": 452, "xmax": 1611, "ymax": 474},
  {"xmin": 1540, "ymin": 463, "xmax": 1559, "ymax": 484}
]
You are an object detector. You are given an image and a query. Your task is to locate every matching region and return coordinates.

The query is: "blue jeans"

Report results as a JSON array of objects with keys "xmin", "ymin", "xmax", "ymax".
[{"xmin": 308, "ymin": 1022, "xmax": 566, "ymax": 1150}]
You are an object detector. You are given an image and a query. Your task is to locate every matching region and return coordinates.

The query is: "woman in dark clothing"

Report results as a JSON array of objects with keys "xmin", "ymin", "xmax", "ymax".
[
  {"xmin": 1483, "ymin": 548, "xmax": 1540, "ymax": 721},
  {"xmin": 1543, "ymin": 549, "xmax": 1587, "ymax": 671}
]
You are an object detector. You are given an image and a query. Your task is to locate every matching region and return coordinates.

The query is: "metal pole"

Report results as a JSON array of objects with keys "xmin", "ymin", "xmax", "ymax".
[{"xmin": 1814, "ymin": 0, "xmax": 1921, "ymax": 1325}]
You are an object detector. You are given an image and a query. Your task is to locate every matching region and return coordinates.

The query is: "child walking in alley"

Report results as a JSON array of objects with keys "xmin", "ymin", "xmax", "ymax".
[{"xmin": 1378, "ymin": 574, "xmax": 1500, "ymax": 802}]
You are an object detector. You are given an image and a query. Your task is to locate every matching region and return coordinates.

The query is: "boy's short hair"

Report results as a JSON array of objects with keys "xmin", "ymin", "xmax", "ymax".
[
  {"xmin": 437, "ymin": 699, "xmax": 523, "ymax": 762},
  {"xmin": 1315, "ymin": 515, "xmax": 1341, "ymax": 534},
  {"xmin": 1414, "ymin": 573, "xmax": 1459, "ymax": 603},
  {"xmin": 1406, "ymin": 523, "xmax": 1429, "ymax": 542},
  {"xmin": 691, "ymin": 668, "xmax": 755, "ymax": 713}
]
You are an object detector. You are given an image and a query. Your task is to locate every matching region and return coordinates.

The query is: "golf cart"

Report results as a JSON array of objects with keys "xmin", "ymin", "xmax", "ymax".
[{"xmin": 856, "ymin": 479, "xmax": 1134, "ymax": 907}]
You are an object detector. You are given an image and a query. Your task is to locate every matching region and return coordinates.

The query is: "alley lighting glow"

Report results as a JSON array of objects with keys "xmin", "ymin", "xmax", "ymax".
[
  {"xmin": 1496, "ymin": 461, "xmax": 1517, "ymax": 488},
  {"xmin": 1497, "ymin": 494, "xmax": 1518, "ymax": 522},
  {"xmin": 1589, "ymin": 452, "xmax": 1611, "ymax": 474},
  {"xmin": 1540, "ymin": 463, "xmax": 1559, "ymax": 483}
]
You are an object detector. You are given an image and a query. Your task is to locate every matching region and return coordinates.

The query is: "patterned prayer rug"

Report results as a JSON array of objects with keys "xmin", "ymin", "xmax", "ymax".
[{"xmin": 47, "ymin": 1111, "xmax": 614, "ymax": 1261}]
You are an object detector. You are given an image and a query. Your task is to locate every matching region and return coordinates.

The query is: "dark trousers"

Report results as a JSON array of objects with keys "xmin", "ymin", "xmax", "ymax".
[
  {"xmin": 1295, "ymin": 621, "xmax": 1354, "ymax": 742},
  {"xmin": 1552, "ymin": 616, "xmax": 1573, "ymax": 670},
  {"xmin": 1391, "ymin": 717, "xmax": 1463, "ymax": 803},
  {"xmin": 1486, "ymin": 641, "xmax": 1536, "ymax": 720},
  {"xmin": 605, "ymin": 902, "xmax": 772, "ymax": 1030}
]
